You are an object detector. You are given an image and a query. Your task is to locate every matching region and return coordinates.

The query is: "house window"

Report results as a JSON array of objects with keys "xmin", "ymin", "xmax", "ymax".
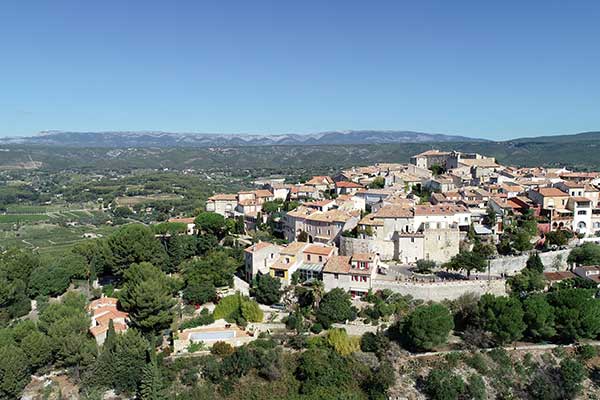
[
  {"xmin": 578, "ymin": 210, "xmax": 587, "ymax": 215},
  {"xmin": 334, "ymin": 274, "xmax": 339, "ymax": 279},
  {"xmin": 274, "ymin": 270, "xmax": 284, "ymax": 278},
  {"xmin": 307, "ymin": 254, "xmax": 311, "ymax": 261},
  {"xmin": 319, "ymin": 256, "xmax": 323, "ymax": 262}
]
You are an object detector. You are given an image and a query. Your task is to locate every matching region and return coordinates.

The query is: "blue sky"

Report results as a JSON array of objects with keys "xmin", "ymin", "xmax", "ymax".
[{"xmin": 1, "ymin": 1, "xmax": 599, "ymax": 139}]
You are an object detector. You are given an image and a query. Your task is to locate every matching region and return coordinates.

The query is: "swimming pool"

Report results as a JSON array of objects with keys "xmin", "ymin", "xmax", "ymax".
[{"xmin": 189, "ymin": 331, "xmax": 236, "ymax": 342}]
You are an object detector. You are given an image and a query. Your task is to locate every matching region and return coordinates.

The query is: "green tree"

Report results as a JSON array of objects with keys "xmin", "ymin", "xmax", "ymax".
[
  {"xmin": 478, "ymin": 294, "xmax": 525, "ymax": 344},
  {"xmin": 526, "ymin": 253, "xmax": 544, "ymax": 273},
  {"xmin": 415, "ymin": 259, "xmax": 436, "ymax": 274},
  {"xmin": 444, "ymin": 251, "xmax": 487, "ymax": 277},
  {"xmin": 107, "ymin": 224, "xmax": 168, "ymax": 276},
  {"xmin": 113, "ymin": 329, "xmax": 149, "ymax": 393},
  {"xmin": 560, "ymin": 358, "xmax": 586, "ymax": 399},
  {"xmin": 113, "ymin": 206, "xmax": 134, "ymax": 218},
  {"xmin": 568, "ymin": 242, "xmax": 600, "ymax": 266},
  {"xmin": 508, "ymin": 268, "xmax": 545, "ymax": 295},
  {"xmin": 548, "ymin": 288, "xmax": 600, "ymax": 341},
  {"xmin": 467, "ymin": 374, "xmax": 486, "ymax": 400},
  {"xmin": 369, "ymin": 176, "xmax": 385, "ymax": 189},
  {"xmin": 261, "ymin": 200, "xmax": 283, "ymax": 214},
  {"xmin": 73, "ymin": 239, "xmax": 113, "ymax": 277},
  {"xmin": 317, "ymin": 288, "xmax": 356, "ymax": 328},
  {"xmin": 523, "ymin": 294, "xmax": 556, "ymax": 340},
  {"xmin": 118, "ymin": 263, "xmax": 175, "ymax": 333},
  {"xmin": 139, "ymin": 355, "xmax": 166, "ymax": 400},
  {"xmin": 251, "ymin": 274, "xmax": 281, "ymax": 305},
  {"xmin": 402, "ymin": 304, "xmax": 454, "ymax": 351},
  {"xmin": 20, "ymin": 330, "xmax": 53, "ymax": 371},
  {"xmin": 241, "ymin": 299, "xmax": 264, "ymax": 322},
  {"xmin": 166, "ymin": 234, "xmax": 198, "ymax": 271},
  {"xmin": 183, "ymin": 279, "xmax": 216, "ymax": 305},
  {"xmin": 28, "ymin": 263, "xmax": 73, "ymax": 297},
  {"xmin": 194, "ymin": 212, "xmax": 227, "ymax": 238},
  {"xmin": 0, "ymin": 345, "xmax": 30, "ymax": 400},
  {"xmin": 425, "ymin": 367, "xmax": 466, "ymax": 400}
]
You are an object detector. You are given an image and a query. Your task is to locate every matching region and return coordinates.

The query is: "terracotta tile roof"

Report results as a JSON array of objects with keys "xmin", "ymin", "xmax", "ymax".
[
  {"xmin": 414, "ymin": 204, "xmax": 469, "ymax": 216},
  {"xmin": 537, "ymin": 187, "xmax": 569, "ymax": 197},
  {"xmin": 414, "ymin": 150, "xmax": 451, "ymax": 157},
  {"xmin": 544, "ymin": 271, "xmax": 576, "ymax": 281},
  {"xmin": 306, "ymin": 176, "xmax": 334, "ymax": 185},
  {"xmin": 88, "ymin": 297, "xmax": 118, "ymax": 310},
  {"xmin": 560, "ymin": 181, "xmax": 586, "ymax": 188},
  {"xmin": 303, "ymin": 245, "xmax": 335, "ymax": 256},
  {"xmin": 335, "ymin": 181, "xmax": 364, "ymax": 188},
  {"xmin": 571, "ymin": 196, "xmax": 592, "ymax": 203},
  {"xmin": 208, "ymin": 193, "xmax": 238, "ymax": 201},
  {"xmin": 305, "ymin": 209, "xmax": 358, "ymax": 223},
  {"xmin": 244, "ymin": 241, "xmax": 278, "ymax": 253},
  {"xmin": 280, "ymin": 241, "xmax": 307, "ymax": 255},
  {"xmin": 374, "ymin": 205, "xmax": 414, "ymax": 218},
  {"xmin": 254, "ymin": 189, "xmax": 274, "ymax": 197},
  {"xmin": 323, "ymin": 255, "xmax": 352, "ymax": 274},
  {"xmin": 352, "ymin": 253, "xmax": 376, "ymax": 262},
  {"xmin": 238, "ymin": 199, "xmax": 257, "ymax": 206},
  {"xmin": 459, "ymin": 158, "xmax": 498, "ymax": 168},
  {"xmin": 271, "ymin": 258, "xmax": 294, "ymax": 271},
  {"xmin": 359, "ymin": 214, "xmax": 384, "ymax": 226}
]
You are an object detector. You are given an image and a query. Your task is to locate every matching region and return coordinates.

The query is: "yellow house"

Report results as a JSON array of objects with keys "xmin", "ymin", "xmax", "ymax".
[{"xmin": 269, "ymin": 242, "xmax": 307, "ymax": 284}]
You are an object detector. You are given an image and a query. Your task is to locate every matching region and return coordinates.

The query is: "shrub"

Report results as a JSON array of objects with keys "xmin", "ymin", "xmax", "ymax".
[
  {"xmin": 464, "ymin": 352, "xmax": 489, "ymax": 374},
  {"xmin": 211, "ymin": 341, "xmax": 234, "ymax": 357},
  {"xmin": 310, "ymin": 323, "xmax": 323, "ymax": 334},
  {"xmin": 179, "ymin": 308, "xmax": 215, "ymax": 330},
  {"xmin": 576, "ymin": 344, "xmax": 598, "ymax": 361},
  {"xmin": 425, "ymin": 367, "xmax": 466, "ymax": 400},
  {"xmin": 326, "ymin": 328, "xmax": 360, "ymax": 356}
]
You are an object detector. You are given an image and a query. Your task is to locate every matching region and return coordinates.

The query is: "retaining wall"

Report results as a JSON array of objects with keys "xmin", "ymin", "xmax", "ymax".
[{"xmin": 371, "ymin": 278, "xmax": 506, "ymax": 301}]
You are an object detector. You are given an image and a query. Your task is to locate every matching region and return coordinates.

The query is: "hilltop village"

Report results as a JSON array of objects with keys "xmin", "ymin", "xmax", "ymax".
[{"xmin": 202, "ymin": 149, "xmax": 600, "ymax": 299}]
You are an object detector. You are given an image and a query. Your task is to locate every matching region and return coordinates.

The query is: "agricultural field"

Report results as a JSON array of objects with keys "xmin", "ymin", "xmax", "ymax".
[
  {"xmin": 114, "ymin": 193, "xmax": 182, "ymax": 207},
  {"xmin": 0, "ymin": 222, "xmax": 116, "ymax": 257}
]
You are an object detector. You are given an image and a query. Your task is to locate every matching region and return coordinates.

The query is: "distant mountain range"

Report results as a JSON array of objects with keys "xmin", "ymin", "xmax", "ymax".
[{"xmin": 0, "ymin": 130, "xmax": 488, "ymax": 147}]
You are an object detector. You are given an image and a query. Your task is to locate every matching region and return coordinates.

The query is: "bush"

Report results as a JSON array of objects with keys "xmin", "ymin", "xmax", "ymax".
[
  {"xmin": 576, "ymin": 344, "xmax": 598, "ymax": 361},
  {"xmin": 179, "ymin": 308, "xmax": 215, "ymax": 330},
  {"xmin": 326, "ymin": 328, "xmax": 360, "ymax": 356},
  {"xmin": 464, "ymin": 352, "xmax": 489, "ymax": 374},
  {"xmin": 467, "ymin": 374, "xmax": 486, "ymax": 400},
  {"xmin": 214, "ymin": 293, "xmax": 263, "ymax": 324},
  {"xmin": 310, "ymin": 323, "xmax": 323, "ymax": 334},
  {"xmin": 425, "ymin": 367, "xmax": 466, "ymax": 400},
  {"xmin": 211, "ymin": 341, "xmax": 234, "ymax": 357}
]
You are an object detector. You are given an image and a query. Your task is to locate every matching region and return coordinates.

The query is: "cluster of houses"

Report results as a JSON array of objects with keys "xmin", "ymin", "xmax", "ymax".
[{"xmin": 205, "ymin": 149, "xmax": 600, "ymax": 297}]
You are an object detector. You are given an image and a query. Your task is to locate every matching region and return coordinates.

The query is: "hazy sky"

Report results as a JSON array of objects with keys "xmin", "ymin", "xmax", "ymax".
[{"xmin": 1, "ymin": 1, "xmax": 599, "ymax": 139}]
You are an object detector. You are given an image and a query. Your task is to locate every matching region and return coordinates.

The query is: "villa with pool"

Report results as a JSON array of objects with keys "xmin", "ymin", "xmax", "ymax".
[{"xmin": 174, "ymin": 319, "xmax": 257, "ymax": 353}]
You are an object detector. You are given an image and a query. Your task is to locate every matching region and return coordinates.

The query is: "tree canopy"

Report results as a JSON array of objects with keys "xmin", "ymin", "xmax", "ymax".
[{"xmin": 402, "ymin": 303, "xmax": 454, "ymax": 351}]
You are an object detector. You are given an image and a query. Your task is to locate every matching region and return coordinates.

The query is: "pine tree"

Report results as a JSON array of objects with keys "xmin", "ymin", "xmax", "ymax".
[
  {"xmin": 139, "ymin": 355, "xmax": 166, "ymax": 400},
  {"xmin": 89, "ymin": 320, "xmax": 117, "ymax": 388}
]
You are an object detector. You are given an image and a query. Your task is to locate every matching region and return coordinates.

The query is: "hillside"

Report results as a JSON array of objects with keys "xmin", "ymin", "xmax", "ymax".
[
  {"xmin": 1, "ymin": 137, "xmax": 600, "ymax": 172},
  {"xmin": 0, "ymin": 130, "xmax": 486, "ymax": 147}
]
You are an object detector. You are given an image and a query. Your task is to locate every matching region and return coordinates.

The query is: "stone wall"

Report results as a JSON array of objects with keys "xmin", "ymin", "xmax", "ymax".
[
  {"xmin": 371, "ymin": 278, "xmax": 506, "ymax": 301},
  {"xmin": 488, "ymin": 250, "xmax": 569, "ymax": 276},
  {"xmin": 340, "ymin": 236, "xmax": 396, "ymax": 260}
]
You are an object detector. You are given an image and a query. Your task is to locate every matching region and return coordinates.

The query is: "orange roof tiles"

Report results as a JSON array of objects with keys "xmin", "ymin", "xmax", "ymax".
[
  {"xmin": 537, "ymin": 187, "xmax": 569, "ymax": 197},
  {"xmin": 303, "ymin": 245, "xmax": 335, "ymax": 256}
]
